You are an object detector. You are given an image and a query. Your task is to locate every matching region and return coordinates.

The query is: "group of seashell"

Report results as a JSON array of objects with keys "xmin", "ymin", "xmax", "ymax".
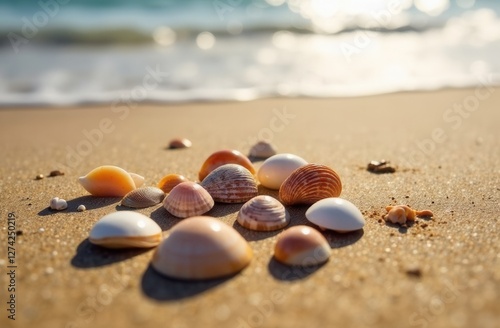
[{"xmin": 79, "ymin": 145, "xmax": 430, "ymax": 281}]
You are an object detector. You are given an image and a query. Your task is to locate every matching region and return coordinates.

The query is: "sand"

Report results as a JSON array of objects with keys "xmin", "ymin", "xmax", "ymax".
[{"xmin": 0, "ymin": 88, "xmax": 499, "ymax": 328}]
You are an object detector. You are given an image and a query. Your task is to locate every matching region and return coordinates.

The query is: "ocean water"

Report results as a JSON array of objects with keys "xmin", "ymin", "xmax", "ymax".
[{"xmin": 0, "ymin": 0, "xmax": 499, "ymax": 106}]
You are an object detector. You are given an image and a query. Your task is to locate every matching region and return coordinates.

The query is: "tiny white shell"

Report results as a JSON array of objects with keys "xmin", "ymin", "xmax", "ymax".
[
  {"xmin": 306, "ymin": 197, "xmax": 365, "ymax": 233},
  {"xmin": 89, "ymin": 211, "xmax": 162, "ymax": 248},
  {"xmin": 50, "ymin": 197, "xmax": 67, "ymax": 210},
  {"xmin": 257, "ymin": 153, "xmax": 308, "ymax": 190},
  {"xmin": 77, "ymin": 204, "xmax": 86, "ymax": 212}
]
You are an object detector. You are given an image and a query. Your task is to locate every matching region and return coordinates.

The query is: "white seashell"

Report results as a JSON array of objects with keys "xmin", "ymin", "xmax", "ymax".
[
  {"xmin": 249, "ymin": 141, "xmax": 277, "ymax": 159},
  {"xmin": 50, "ymin": 197, "xmax": 67, "ymax": 210},
  {"xmin": 237, "ymin": 195, "xmax": 289, "ymax": 231},
  {"xmin": 89, "ymin": 211, "xmax": 162, "ymax": 248},
  {"xmin": 257, "ymin": 153, "xmax": 308, "ymax": 190},
  {"xmin": 151, "ymin": 216, "xmax": 252, "ymax": 280},
  {"xmin": 129, "ymin": 172, "xmax": 145, "ymax": 188},
  {"xmin": 77, "ymin": 204, "xmax": 86, "ymax": 212},
  {"xmin": 274, "ymin": 225, "xmax": 331, "ymax": 266},
  {"xmin": 306, "ymin": 197, "xmax": 365, "ymax": 233},
  {"xmin": 121, "ymin": 187, "xmax": 165, "ymax": 208},
  {"xmin": 200, "ymin": 164, "xmax": 258, "ymax": 203},
  {"xmin": 163, "ymin": 182, "xmax": 214, "ymax": 218}
]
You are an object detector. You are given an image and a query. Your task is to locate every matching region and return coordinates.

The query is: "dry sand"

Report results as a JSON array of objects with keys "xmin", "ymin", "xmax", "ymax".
[{"xmin": 0, "ymin": 88, "xmax": 499, "ymax": 328}]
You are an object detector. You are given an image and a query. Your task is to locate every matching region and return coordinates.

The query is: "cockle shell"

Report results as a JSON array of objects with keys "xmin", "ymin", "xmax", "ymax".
[
  {"xmin": 121, "ymin": 187, "xmax": 165, "ymax": 208},
  {"xmin": 50, "ymin": 197, "xmax": 67, "ymax": 210},
  {"xmin": 257, "ymin": 153, "xmax": 308, "ymax": 190},
  {"xmin": 163, "ymin": 182, "xmax": 214, "ymax": 218},
  {"xmin": 200, "ymin": 164, "xmax": 258, "ymax": 203},
  {"xmin": 79, "ymin": 165, "xmax": 144, "ymax": 197},
  {"xmin": 274, "ymin": 225, "xmax": 331, "ymax": 266},
  {"xmin": 306, "ymin": 197, "xmax": 365, "ymax": 233},
  {"xmin": 169, "ymin": 138, "xmax": 192, "ymax": 149},
  {"xmin": 384, "ymin": 205, "xmax": 434, "ymax": 224},
  {"xmin": 237, "ymin": 195, "xmax": 290, "ymax": 231},
  {"xmin": 151, "ymin": 216, "xmax": 253, "ymax": 280},
  {"xmin": 198, "ymin": 149, "xmax": 255, "ymax": 181},
  {"xmin": 249, "ymin": 141, "xmax": 277, "ymax": 159},
  {"xmin": 279, "ymin": 164, "xmax": 342, "ymax": 206},
  {"xmin": 89, "ymin": 211, "xmax": 162, "ymax": 249},
  {"xmin": 157, "ymin": 174, "xmax": 188, "ymax": 193}
]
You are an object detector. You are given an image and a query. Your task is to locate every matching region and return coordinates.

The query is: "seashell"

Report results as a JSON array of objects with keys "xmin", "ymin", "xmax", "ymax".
[
  {"xmin": 237, "ymin": 195, "xmax": 290, "ymax": 231},
  {"xmin": 50, "ymin": 197, "xmax": 67, "ymax": 210},
  {"xmin": 279, "ymin": 164, "xmax": 342, "ymax": 206},
  {"xmin": 35, "ymin": 174, "xmax": 44, "ymax": 180},
  {"xmin": 169, "ymin": 138, "xmax": 192, "ymax": 149},
  {"xmin": 200, "ymin": 164, "xmax": 258, "ymax": 203},
  {"xmin": 121, "ymin": 187, "xmax": 165, "ymax": 208},
  {"xmin": 151, "ymin": 216, "xmax": 252, "ymax": 280},
  {"xmin": 274, "ymin": 225, "xmax": 331, "ymax": 266},
  {"xmin": 384, "ymin": 205, "xmax": 434, "ymax": 224},
  {"xmin": 198, "ymin": 149, "xmax": 255, "ymax": 181},
  {"xmin": 79, "ymin": 165, "xmax": 143, "ymax": 197},
  {"xmin": 77, "ymin": 204, "xmax": 86, "ymax": 212},
  {"xmin": 306, "ymin": 197, "xmax": 365, "ymax": 233},
  {"xmin": 157, "ymin": 174, "xmax": 188, "ymax": 193},
  {"xmin": 163, "ymin": 182, "xmax": 214, "ymax": 218},
  {"xmin": 249, "ymin": 141, "xmax": 277, "ymax": 159},
  {"xmin": 89, "ymin": 211, "xmax": 162, "ymax": 248},
  {"xmin": 257, "ymin": 153, "xmax": 307, "ymax": 190}
]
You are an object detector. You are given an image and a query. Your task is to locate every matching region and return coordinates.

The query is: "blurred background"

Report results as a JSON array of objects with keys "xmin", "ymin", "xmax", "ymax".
[{"xmin": 0, "ymin": 0, "xmax": 499, "ymax": 106}]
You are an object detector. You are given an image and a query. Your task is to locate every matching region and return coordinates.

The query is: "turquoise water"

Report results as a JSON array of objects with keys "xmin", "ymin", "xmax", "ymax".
[{"xmin": 0, "ymin": 0, "xmax": 499, "ymax": 105}]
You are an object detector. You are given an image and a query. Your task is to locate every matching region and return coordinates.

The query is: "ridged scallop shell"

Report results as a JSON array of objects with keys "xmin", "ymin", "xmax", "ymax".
[
  {"xmin": 198, "ymin": 149, "xmax": 255, "ymax": 181},
  {"xmin": 200, "ymin": 164, "xmax": 258, "ymax": 203},
  {"xmin": 257, "ymin": 153, "xmax": 308, "ymax": 190},
  {"xmin": 121, "ymin": 187, "xmax": 165, "ymax": 208},
  {"xmin": 169, "ymin": 138, "xmax": 192, "ymax": 149},
  {"xmin": 249, "ymin": 141, "xmax": 277, "ymax": 159},
  {"xmin": 274, "ymin": 225, "xmax": 331, "ymax": 266},
  {"xmin": 157, "ymin": 174, "xmax": 188, "ymax": 193},
  {"xmin": 306, "ymin": 197, "xmax": 365, "ymax": 232},
  {"xmin": 89, "ymin": 211, "xmax": 162, "ymax": 249},
  {"xmin": 237, "ymin": 195, "xmax": 290, "ymax": 231},
  {"xmin": 279, "ymin": 163, "xmax": 342, "ymax": 206},
  {"xmin": 79, "ymin": 165, "xmax": 144, "ymax": 197},
  {"xmin": 151, "ymin": 216, "xmax": 253, "ymax": 280},
  {"xmin": 163, "ymin": 182, "xmax": 214, "ymax": 218}
]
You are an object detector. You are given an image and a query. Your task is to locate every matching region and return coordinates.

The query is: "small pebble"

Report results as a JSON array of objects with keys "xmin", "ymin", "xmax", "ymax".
[
  {"xmin": 405, "ymin": 266, "xmax": 422, "ymax": 278},
  {"xmin": 77, "ymin": 204, "xmax": 86, "ymax": 212},
  {"xmin": 50, "ymin": 197, "xmax": 68, "ymax": 210},
  {"xmin": 367, "ymin": 160, "xmax": 396, "ymax": 174},
  {"xmin": 48, "ymin": 170, "xmax": 64, "ymax": 177},
  {"xmin": 168, "ymin": 138, "xmax": 192, "ymax": 149},
  {"xmin": 39, "ymin": 228, "xmax": 45, "ymax": 232},
  {"xmin": 35, "ymin": 174, "xmax": 44, "ymax": 180},
  {"xmin": 16, "ymin": 230, "xmax": 23, "ymax": 236}
]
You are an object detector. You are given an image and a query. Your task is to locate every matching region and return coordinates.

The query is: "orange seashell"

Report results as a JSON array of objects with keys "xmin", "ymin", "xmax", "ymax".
[
  {"xmin": 163, "ymin": 182, "xmax": 214, "ymax": 218},
  {"xmin": 79, "ymin": 165, "xmax": 142, "ymax": 197},
  {"xmin": 384, "ymin": 205, "xmax": 433, "ymax": 225},
  {"xmin": 200, "ymin": 164, "xmax": 258, "ymax": 203},
  {"xmin": 157, "ymin": 174, "xmax": 188, "ymax": 193},
  {"xmin": 198, "ymin": 149, "xmax": 255, "ymax": 181},
  {"xmin": 168, "ymin": 138, "xmax": 192, "ymax": 149},
  {"xmin": 279, "ymin": 164, "xmax": 342, "ymax": 206}
]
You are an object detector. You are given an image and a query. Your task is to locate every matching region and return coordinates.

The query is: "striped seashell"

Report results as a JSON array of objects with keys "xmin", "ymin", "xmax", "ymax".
[
  {"xmin": 237, "ymin": 195, "xmax": 290, "ymax": 231},
  {"xmin": 121, "ymin": 187, "xmax": 165, "ymax": 208},
  {"xmin": 163, "ymin": 182, "xmax": 214, "ymax": 218},
  {"xmin": 200, "ymin": 164, "xmax": 258, "ymax": 203},
  {"xmin": 198, "ymin": 149, "xmax": 255, "ymax": 181},
  {"xmin": 157, "ymin": 174, "xmax": 188, "ymax": 193},
  {"xmin": 279, "ymin": 163, "xmax": 342, "ymax": 206}
]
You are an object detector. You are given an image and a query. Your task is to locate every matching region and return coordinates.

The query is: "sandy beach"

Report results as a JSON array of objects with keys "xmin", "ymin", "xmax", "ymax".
[{"xmin": 0, "ymin": 88, "xmax": 499, "ymax": 328}]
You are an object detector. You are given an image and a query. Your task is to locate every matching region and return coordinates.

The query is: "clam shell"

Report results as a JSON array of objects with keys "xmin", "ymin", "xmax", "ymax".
[
  {"xmin": 274, "ymin": 225, "xmax": 331, "ymax": 266},
  {"xmin": 257, "ymin": 153, "xmax": 308, "ymax": 190},
  {"xmin": 249, "ymin": 141, "xmax": 277, "ymax": 159},
  {"xmin": 305, "ymin": 197, "xmax": 365, "ymax": 233},
  {"xmin": 198, "ymin": 149, "xmax": 255, "ymax": 181},
  {"xmin": 79, "ymin": 165, "xmax": 142, "ymax": 197},
  {"xmin": 279, "ymin": 163, "xmax": 342, "ymax": 206},
  {"xmin": 121, "ymin": 187, "xmax": 165, "ymax": 208},
  {"xmin": 151, "ymin": 216, "xmax": 253, "ymax": 280},
  {"xmin": 169, "ymin": 138, "xmax": 192, "ymax": 149},
  {"xmin": 200, "ymin": 164, "xmax": 258, "ymax": 203},
  {"xmin": 157, "ymin": 174, "xmax": 188, "ymax": 193},
  {"xmin": 89, "ymin": 211, "xmax": 162, "ymax": 248},
  {"xmin": 237, "ymin": 195, "xmax": 290, "ymax": 231},
  {"xmin": 163, "ymin": 182, "xmax": 214, "ymax": 218}
]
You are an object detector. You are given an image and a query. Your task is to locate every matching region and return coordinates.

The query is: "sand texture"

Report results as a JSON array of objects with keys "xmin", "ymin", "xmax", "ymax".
[{"xmin": 0, "ymin": 88, "xmax": 499, "ymax": 328}]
